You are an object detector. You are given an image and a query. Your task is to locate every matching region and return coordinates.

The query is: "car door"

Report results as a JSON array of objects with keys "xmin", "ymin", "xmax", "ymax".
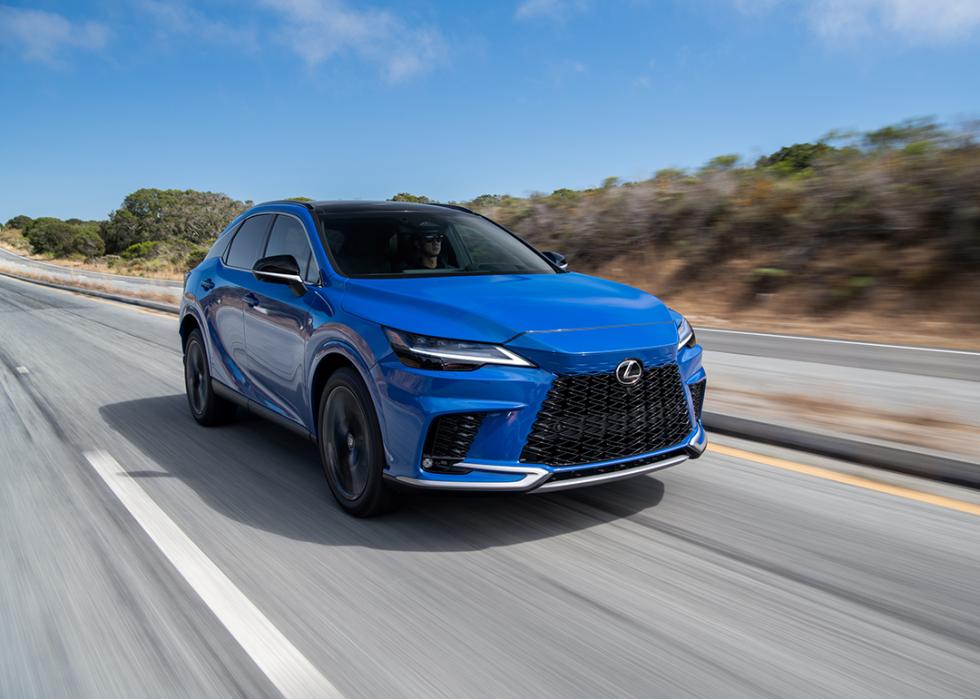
[
  {"xmin": 207, "ymin": 213, "xmax": 274, "ymax": 396},
  {"xmin": 243, "ymin": 213, "xmax": 321, "ymax": 426}
]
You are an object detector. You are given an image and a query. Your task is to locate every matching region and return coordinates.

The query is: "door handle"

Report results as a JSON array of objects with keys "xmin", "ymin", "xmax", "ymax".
[
  {"xmin": 201, "ymin": 278, "xmax": 215, "ymax": 291},
  {"xmin": 244, "ymin": 293, "xmax": 260, "ymax": 308}
]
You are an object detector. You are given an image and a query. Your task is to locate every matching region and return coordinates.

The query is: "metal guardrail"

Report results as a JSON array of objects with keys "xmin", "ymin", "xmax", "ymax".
[{"xmin": 704, "ymin": 412, "xmax": 980, "ymax": 488}]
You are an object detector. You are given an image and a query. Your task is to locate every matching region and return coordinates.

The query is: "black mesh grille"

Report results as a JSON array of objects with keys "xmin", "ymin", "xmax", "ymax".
[
  {"xmin": 689, "ymin": 379, "xmax": 706, "ymax": 421},
  {"xmin": 520, "ymin": 363, "xmax": 692, "ymax": 467},
  {"xmin": 424, "ymin": 413, "xmax": 485, "ymax": 466}
]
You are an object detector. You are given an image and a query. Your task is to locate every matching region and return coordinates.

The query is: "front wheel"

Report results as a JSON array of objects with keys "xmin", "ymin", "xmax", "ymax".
[{"xmin": 318, "ymin": 368, "xmax": 396, "ymax": 517}]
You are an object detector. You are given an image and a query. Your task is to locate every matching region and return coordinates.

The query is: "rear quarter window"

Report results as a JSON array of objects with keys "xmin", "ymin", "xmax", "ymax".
[
  {"xmin": 225, "ymin": 214, "xmax": 273, "ymax": 269},
  {"xmin": 205, "ymin": 223, "xmax": 239, "ymax": 261}
]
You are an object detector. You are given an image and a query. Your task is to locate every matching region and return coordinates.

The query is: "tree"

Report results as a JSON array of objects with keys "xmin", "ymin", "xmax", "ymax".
[
  {"xmin": 101, "ymin": 188, "xmax": 248, "ymax": 254},
  {"xmin": 756, "ymin": 143, "xmax": 835, "ymax": 172},
  {"xmin": 704, "ymin": 154, "xmax": 740, "ymax": 170},
  {"xmin": 469, "ymin": 194, "xmax": 502, "ymax": 208},
  {"xmin": 549, "ymin": 188, "xmax": 581, "ymax": 202},
  {"xmin": 863, "ymin": 118, "xmax": 943, "ymax": 150},
  {"xmin": 5, "ymin": 215, "xmax": 33, "ymax": 231},
  {"xmin": 389, "ymin": 193, "xmax": 431, "ymax": 203}
]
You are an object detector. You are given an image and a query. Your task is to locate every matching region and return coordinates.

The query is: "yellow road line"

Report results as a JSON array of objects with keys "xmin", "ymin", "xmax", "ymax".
[{"xmin": 711, "ymin": 443, "xmax": 980, "ymax": 517}]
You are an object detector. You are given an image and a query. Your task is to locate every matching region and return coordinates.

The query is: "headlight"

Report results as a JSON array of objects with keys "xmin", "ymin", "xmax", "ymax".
[
  {"xmin": 384, "ymin": 328, "xmax": 534, "ymax": 371},
  {"xmin": 675, "ymin": 315, "xmax": 696, "ymax": 350}
]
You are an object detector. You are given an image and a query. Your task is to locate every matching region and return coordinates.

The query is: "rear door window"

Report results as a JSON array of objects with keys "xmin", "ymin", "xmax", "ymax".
[
  {"xmin": 225, "ymin": 214, "xmax": 273, "ymax": 269},
  {"xmin": 264, "ymin": 215, "xmax": 318, "ymax": 283}
]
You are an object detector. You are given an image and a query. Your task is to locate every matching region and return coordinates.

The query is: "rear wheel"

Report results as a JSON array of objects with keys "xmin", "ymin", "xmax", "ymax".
[
  {"xmin": 183, "ymin": 328, "xmax": 236, "ymax": 426},
  {"xmin": 318, "ymin": 368, "xmax": 396, "ymax": 517}
]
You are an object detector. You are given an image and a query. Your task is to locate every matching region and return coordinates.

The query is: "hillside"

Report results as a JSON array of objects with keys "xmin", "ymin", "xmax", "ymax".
[{"xmin": 4, "ymin": 119, "xmax": 978, "ymax": 347}]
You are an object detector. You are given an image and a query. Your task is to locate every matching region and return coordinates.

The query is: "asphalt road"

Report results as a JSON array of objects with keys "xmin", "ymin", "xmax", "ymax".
[
  {"xmin": 700, "ymin": 347, "xmax": 980, "ymax": 461},
  {"xmin": 2, "ymin": 273, "xmax": 979, "ymax": 698},
  {"xmin": 698, "ymin": 327, "xmax": 980, "ymax": 381}
]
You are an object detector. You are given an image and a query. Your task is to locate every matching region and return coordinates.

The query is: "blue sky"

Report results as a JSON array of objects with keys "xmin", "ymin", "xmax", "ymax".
[{"xmin": 1, "ymin": 0, "xmax": 979, "ymax": 221}]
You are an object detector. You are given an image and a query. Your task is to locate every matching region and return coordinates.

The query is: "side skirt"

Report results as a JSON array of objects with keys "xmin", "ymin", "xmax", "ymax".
[{"xmin": 211, "ymin": 380, "xmax": 315, "ymax": 442}]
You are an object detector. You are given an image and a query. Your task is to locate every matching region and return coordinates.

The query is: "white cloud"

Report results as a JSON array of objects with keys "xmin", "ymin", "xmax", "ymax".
[
  {"xmin": 737, "ymin": 0, "xmax": 980, "ymax": 43},
  {"xmin": 259, "ymin": 0, "xmax": 446, "ymax": 82},
  {"xmin": 515, "ymin": 0, "xmax": 588, "ymax": 21},
  {"xmin": 0, "ymin": 5, "xmax": 108, "ymax": 65},
  {"xmin": 140, "ymin": 1, "xmax": 256, "ymax": 46}
]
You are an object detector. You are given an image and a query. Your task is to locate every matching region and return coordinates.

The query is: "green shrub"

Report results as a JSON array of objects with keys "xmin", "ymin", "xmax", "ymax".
[
  {"xmin": 24, "ymin": 218, "xmax": 74, "ymax": 255},
  {"xmin": 68, "ymin": 226, "xmax": 105, "ymax": 258},
  {"xmin": 185, "ymin": 245, "xmax": 210, "ymax": 270},
  {"xmin": 23, "ymin": 218, "xmax": 105, "ymax": 257},
  {"xmin": 748, "ymin": 268, "xmax": 790, "ymax": 294},
  {"xmin": 121, "ymin": 241, "xmax": 162, "ymax": 259}
]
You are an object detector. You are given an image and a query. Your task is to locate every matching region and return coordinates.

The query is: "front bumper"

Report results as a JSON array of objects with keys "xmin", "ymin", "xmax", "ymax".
[
  {"xmin": 376, "ymin": 342, "xmax": 708, "ymax": 493},
  {"xmin": 390, "ymin": 422, "xmax": 706, "ymax": 492}
]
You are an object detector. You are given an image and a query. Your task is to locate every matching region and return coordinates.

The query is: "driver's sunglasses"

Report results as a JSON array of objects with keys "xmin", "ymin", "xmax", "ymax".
[{"xmin": 421, "ymin": 234, "xmax": 444, "ymax": 244}]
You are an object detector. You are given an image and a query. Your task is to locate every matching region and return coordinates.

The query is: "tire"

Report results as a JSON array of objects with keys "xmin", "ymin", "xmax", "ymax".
[
  {"xmin": 183, "ymin": 328, "xmax": 236, "ymax": 426},
  {"xmin": 318, "ymin": 367, "xmax": 396, "ymax": 517}
]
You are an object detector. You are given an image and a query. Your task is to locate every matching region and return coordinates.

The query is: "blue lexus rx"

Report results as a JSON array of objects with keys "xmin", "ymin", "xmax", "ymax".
[{"xmin": 180, "ymin": 200, "xmax": 707, "ymax": 515}]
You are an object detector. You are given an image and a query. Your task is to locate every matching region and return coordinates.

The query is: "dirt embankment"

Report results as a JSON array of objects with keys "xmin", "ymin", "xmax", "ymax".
[{"xmin": 592, "ymin": 248, "xmax": 980, "ymax": 350}]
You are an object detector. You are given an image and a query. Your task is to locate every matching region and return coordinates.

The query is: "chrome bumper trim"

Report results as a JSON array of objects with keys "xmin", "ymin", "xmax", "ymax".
[
  {"xmin": 392, "ymin": 451, "xmax": 690, "ymax": 493},
  {"xmin": 533, "ymin": 454, "xmax": 689, "ymax": 492},
  {"xmin": 687, "ymin": 423, "xmax": 707, "ymax": 456},
  {"xmin": 392, "ymin": 463, "xmax": 550, "ymax": 491}
]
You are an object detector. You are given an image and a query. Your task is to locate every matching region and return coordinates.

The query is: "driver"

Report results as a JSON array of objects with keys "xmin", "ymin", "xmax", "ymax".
[{"xmin": 406, "ymin": 232, "xmax": 445, "ymax": 270}]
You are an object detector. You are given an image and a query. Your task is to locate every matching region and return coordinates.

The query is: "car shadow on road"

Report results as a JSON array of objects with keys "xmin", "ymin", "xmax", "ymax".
[{"xmin": 100, "ymin": 395, "xmax": 667, "ymax": 552}]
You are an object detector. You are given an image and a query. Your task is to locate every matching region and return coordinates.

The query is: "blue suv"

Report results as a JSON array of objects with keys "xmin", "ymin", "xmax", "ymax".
[{"xmin": 180, "ymin": 200, "xmax": 707, "ymax": 516}]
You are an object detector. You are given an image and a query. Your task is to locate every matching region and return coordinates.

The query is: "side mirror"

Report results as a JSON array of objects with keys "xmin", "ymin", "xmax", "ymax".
[
  {"xmin": 543, "ymin": 251, "xmax": 568, "ymax": 271},
  {"xmin": 253, "ymin": 255, "xmax": 305, "ymax": 291}
]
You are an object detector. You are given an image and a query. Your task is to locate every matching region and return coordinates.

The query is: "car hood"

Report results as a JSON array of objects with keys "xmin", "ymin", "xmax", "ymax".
[{"xmin": 339, "ymin": 272, "xmax": 676, "ymax": 345}]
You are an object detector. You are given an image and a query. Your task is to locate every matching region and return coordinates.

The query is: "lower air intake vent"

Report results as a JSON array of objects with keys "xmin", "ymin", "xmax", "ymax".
[
  {"xmin": 520, "ymin": 363, "xmax": 692, "ymax": 467},
  {"xmin": 689, "ymin": 379, "xmax": 706, "ymax": 421},
  {"xmin": 423, "ymin": 413, "xmax": 485, "ymax": 470}
]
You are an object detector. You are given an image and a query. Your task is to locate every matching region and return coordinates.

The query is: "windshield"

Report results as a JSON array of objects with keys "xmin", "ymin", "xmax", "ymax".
[{"xmin": 318, "ymin": 210, "xmax": 557, "ymax": 278}]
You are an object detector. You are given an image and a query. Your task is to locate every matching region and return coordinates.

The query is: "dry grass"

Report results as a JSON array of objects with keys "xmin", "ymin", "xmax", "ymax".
[
  {"xmin": 0, "ymin": 265, "xmax": 179, "ymax": 306},
  {"xmin": 593, "ymin": 249, "xmax": 980, "ymax": 350},
  {"xmin": 0, "ymin": 229, "xmax": 33, "ymax": 255},
  {"xmin": 0, "ymin": 238, "xmax": 185, "ymax": 281}
]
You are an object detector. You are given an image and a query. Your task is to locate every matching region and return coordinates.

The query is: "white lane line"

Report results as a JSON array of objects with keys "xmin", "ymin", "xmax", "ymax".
[
  {"xmin": 700, "ymin": 327, "xmax": 980, "ymax": 356},
  {"xmin": 15, "ymin": 366, "xmax": 29, "ymax": 374},
  {"xmin": 83, "ymin": 450, "xmax": 341, "ymax": 699}
]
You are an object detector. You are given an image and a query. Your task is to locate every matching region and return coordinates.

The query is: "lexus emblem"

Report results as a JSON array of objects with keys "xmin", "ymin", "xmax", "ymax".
[{"xmin": 615, "ymin": 359, "xmax": 643, "ymax": 386}]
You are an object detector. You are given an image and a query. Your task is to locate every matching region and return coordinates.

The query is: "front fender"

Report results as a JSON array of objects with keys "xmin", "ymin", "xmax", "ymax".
[{"xmin": 308, "ymin": 323, "xmax": 393, "ymax": 464}]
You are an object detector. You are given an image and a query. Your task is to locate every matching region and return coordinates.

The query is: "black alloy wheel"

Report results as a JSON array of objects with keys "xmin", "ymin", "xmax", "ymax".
[
  {"xmin": 183, "ymin": 328, "xmax": 236, "ymax": 426},
  {"xmin": 318, "ymin": 368, "xmax": 395, "ymax": 516}
]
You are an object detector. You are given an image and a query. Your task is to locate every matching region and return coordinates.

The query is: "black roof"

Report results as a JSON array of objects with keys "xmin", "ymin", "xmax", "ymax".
[{"xmin": 259, "ymin": 200, "xmax": 474, "ymax": 216}]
